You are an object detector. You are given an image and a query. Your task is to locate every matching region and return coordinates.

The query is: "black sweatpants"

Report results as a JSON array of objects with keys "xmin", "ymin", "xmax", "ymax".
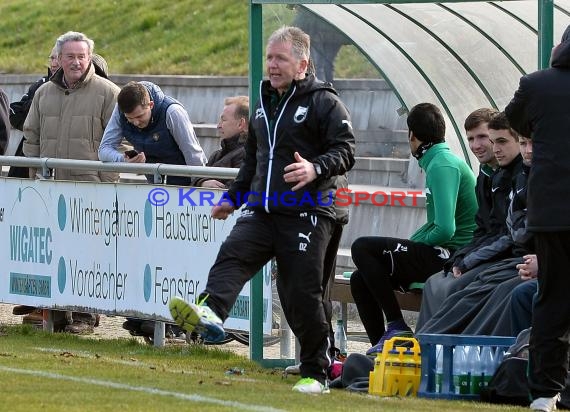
[
  {"xmin": 203, "ymin": 209, "xmax": 334, "ymax": 383},
  {"xmin": 529, "ymin": 231, "xmax": 570, "ymax": 399},
  {"xmin": 350, "ymin": 236, "xmax": 450, "ymax": 345},
  {"xmin": 322, "ymin": 223, "xmax": 344, "ymax": 353}
]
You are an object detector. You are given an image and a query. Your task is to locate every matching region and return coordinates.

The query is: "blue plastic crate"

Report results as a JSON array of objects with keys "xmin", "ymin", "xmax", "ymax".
[{"xmin": 416, "ymin": 333, "xmax": 515, "ymax": 400}]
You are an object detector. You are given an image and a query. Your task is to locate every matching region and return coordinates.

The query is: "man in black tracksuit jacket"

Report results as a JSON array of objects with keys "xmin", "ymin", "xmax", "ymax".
[
  {"xmin": 445, "ymin": 153, "xmax": 522, "ymax": 274},
  {"xmin": 505, "ymin": 25, "xmax": 570, "ymax": 409},
  {"xmin": 170, "ymin": 26, "xmax": 355, "ymax": 393}
]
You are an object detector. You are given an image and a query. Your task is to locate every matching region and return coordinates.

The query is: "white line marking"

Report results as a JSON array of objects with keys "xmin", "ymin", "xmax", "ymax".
[{"xmin": 0, "ymin": 365, "xmax": 285, "ymax": 412}]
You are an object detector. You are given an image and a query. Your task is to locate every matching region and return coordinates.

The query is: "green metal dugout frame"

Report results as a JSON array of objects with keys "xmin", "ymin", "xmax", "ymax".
[{"xmin": 247, "ymin": 0, "xmax": 556, "ymax": 368}]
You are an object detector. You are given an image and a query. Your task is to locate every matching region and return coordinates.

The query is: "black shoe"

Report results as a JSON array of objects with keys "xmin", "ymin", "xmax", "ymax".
[
  {"xmin": 13, "ymin": 305, "xmax": 36, "ymax": 315},
  {"xmin": 123, "ymin": 319, "xmax": 145, "ymax": 336},
  {"xmin": 123, "ymin": 318, "xmax": 186, "ymax": 340}
]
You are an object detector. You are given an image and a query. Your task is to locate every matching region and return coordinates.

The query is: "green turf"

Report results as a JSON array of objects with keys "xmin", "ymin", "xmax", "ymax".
[{"xmin": 0, "ymin": 325, "xmax": 529, "ymax": 411}]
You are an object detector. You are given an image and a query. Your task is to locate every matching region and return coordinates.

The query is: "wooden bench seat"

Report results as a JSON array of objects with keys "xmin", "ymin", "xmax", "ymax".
[{"xmin": 331, "ymin": 274, "xmax": 423, "ymax": 338}]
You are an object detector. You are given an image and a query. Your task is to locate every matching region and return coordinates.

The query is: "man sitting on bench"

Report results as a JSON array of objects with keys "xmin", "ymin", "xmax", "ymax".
[
  {"xmin": 350, "ymin": 103, "xmax": 477, "ymax": 356},
  {"xmin": 416, "ymin": 110, "xmax": 522, "ymax": 330}
]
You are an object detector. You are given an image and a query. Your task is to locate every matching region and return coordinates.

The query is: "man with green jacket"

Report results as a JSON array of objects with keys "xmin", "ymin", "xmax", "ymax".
[{"xmin": 350, "ymin": 102, "xmax": 477, "ymax": 356}]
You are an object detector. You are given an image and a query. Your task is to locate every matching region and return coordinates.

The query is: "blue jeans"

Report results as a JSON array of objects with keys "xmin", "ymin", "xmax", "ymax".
[{"xmin": 510, "ymin": 279, "xmax": 537, "ymax": 336}]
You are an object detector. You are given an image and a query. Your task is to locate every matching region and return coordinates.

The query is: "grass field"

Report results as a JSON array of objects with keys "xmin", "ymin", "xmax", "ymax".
[
  {"xmin": 0, "ymin": 324, "xmax": 529, "ymax": 412},
  {"xmin": 0, "ymin": 0, "xmax": 378, "ymax": 78}
]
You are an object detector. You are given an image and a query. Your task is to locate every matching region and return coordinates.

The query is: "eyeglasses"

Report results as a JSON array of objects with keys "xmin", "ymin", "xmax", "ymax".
[{"xmin": 61, "ymin": 54, "xmax": 88, "ymax": 62}]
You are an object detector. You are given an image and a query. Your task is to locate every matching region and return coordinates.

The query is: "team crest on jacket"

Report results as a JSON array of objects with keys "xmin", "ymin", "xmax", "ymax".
[
  {"xmin": 293, "ymin": 106, "xmax": 308, "ymax": 123},
  {"xmin": 152, "ymin": 133, "xmax": 160, "ymax": 141},
  {"xmin": 255, "ymin": 108, "xmax": 264, "ymax": 120}
]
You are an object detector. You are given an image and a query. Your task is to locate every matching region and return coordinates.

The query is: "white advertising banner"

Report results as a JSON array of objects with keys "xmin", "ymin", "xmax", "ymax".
[{"xmin": 0, "ymin": 178, "xmax": 272, "ymax": 334}]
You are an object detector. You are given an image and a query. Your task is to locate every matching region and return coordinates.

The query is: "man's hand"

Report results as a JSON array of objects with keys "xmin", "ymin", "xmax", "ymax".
[
  {"xmin": 516, "ymin": 254, "xmax": 538, "ymax": 280},
  {"xmin": 124, "ymin": 151, "xmax": 146, "ymax": 163},
  {"xmin": 200, "ymin": 179, "xmax": 226, "ymax": 189},
  {"xmin": 283, "ymin": 151, "xmax": 317, "ymax": 191},
  {"xmin": 29, "ymin": 168, "xmax": 37, "ymax": 179},
  {"xmin": 211, "ymin": 203, "xmax": 235, "ymax": 220},
  {"xmin": 452, "ymin": 266, "xmax": 462, "ymax": 278}
]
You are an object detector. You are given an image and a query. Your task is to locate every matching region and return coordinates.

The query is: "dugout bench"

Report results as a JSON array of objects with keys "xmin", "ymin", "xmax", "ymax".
[{"xmin": 330, "ymin": 274, "xmax": 423, "ymax": 340}]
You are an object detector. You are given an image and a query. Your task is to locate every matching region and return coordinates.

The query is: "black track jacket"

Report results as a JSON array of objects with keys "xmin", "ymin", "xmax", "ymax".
[
  {"xmin": 506, "ymin": 41, "xmax": 570, "ymax": 231},
  {"xmin": 227, "ymin": 74, "xmax": 355, "ymax": 220}
]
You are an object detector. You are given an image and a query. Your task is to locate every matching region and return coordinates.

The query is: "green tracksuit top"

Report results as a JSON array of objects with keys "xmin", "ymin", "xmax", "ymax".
[{"xmin": 410, "ymin": 142, "xmax": 477, "ymax": 250}]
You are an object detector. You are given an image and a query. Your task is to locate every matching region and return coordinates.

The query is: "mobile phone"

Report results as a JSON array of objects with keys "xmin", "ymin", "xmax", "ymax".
[{"xmin": 125, "ymin": 149, "xmax": 139, "ymax": 159}]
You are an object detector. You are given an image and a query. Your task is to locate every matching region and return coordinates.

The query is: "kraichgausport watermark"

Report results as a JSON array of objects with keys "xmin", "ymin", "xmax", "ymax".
[{"xmin": 147, "ymin": 187, "xmax": 423, "ymax": 208}]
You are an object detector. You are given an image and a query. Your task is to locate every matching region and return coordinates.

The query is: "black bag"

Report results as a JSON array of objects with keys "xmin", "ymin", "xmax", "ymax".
[
  {"xmin": 480, "ymin": 328, "xmax": 530, "ymax": 405},
  {"xmin": 480, "ymin": 328, "xmax": 570, "ymax": 409},
  {"xmin": 480, "ymin": 356, "xmax": 530, "ymax": 406},
  {"xmin": 329, "ymin": 353, "xmax": 374, "ymax": 392}
]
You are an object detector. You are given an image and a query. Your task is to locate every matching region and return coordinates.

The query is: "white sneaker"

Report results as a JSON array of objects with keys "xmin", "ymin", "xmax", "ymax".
[
  {"xmin": 284, "ymin": 363, "xmax": 301, "ymax": 376},
  {"xmin": 292, "ymin": 378, "xmax": 330, "ymax": 394},
  {"xmin": 168, "ymin": 296, "xmax": 225, "ymax": 343},
  {"xmin": 530, "ymin": 393, "xmax": 561, "ymax": 412}
]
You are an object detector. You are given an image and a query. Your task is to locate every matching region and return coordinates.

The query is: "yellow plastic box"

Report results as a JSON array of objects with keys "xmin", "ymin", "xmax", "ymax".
[{"xmin": 369, "ymin": 336, "xmax": 421, "ymax": 397}]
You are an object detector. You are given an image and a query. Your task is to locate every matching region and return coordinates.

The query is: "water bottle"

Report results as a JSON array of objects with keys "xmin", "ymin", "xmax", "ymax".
[
  {"xmin": 494, "ymin": 347, "xmax": 505, "ymax": 370},
  {"xmin": 334, "ymin": 319, "xmax": 348, "ymax": 356},
  {"xmin": 453, "ymin": 345, "xmax": 469, "ymax": 394},
  {"xmin": 480, "ymin": 346, "xmax": 495, "ymax": 389},
  {"xmin": 466, "ymin": 346, "xmax": 482, "ymax": 394},
  {"xmin": 435, "ymin": 344, "xmax": 443, "ymax": 393}
]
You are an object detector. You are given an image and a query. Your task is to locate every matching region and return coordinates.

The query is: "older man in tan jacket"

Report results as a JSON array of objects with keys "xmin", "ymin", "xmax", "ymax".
[
  {"xmin": 22, "ymin": 31, "xmax": 119, "ymax": 334},
  {"xmin": 24, "ymin": 31, "xmax": 119, "ymax": 182}
]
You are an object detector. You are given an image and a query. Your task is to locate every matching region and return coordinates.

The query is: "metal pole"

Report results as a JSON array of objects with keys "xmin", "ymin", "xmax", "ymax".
[
  {"xmin": 42, "ymin": 309, "xmax": 54, "ymax": 333},
  {"xmin": 538, "ymin": 0, "xmax": 554, "ymax": 69},
  {"xmin": 279, "ymin": 307, "xmax": 292, "ymax": 359},
  {"xmin": 249, "ymin": 1, "xmax": 265, "ymax": 363},
  {"xmin": 153, "ymin": 321, "xmax": 166, "ymax": 347}
]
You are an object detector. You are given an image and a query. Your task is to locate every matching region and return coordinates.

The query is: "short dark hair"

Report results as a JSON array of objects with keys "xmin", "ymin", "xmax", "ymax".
[
  {"xmin": 117, "ymin": 81, "xmax": 150, "ymax": 114},
  {"xmin": 464, "ymin": 108, "xmax": 498, "ymax": 132},
  {"xmin": 407, "ymin": 103, "xmax": 445, "ymax": 143},
  {"xmin": 488, "ymin": 112, "xmax": 518, "ymax": 141}
]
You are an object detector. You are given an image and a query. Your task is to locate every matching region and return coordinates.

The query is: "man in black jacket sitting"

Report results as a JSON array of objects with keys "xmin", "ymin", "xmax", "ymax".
[
  {"xmin": 416, "ymin": 108, "xmax": 522, "ymax": 329},
  {"xmin": 193, "ymin": 95, "xmax": 248, "ymax": 189}
]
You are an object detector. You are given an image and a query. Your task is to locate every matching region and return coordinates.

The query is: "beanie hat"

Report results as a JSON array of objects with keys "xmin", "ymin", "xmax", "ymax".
[
  {"xmin": 91, "ymin": 53, "xmax": 109, "ymax": 79},
  {"xmin": 550, "ymin": 25, "xmax": 570, "ymax": 68}
]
